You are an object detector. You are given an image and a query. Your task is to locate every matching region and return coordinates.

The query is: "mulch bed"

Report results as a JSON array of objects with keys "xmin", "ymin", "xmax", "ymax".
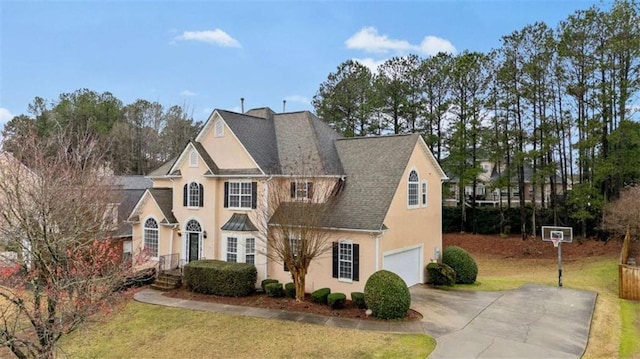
[{"xmin": 163, "ymin": 287, "xmax": 422, "ymax": 321}]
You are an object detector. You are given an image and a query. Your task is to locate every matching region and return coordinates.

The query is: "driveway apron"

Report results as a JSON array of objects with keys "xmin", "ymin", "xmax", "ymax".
[{"xmin": 410, "ymin": 283, "xmax": 597, "ymax": 359}]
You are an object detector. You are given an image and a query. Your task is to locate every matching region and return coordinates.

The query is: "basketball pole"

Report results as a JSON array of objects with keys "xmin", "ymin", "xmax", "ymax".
[{"xmin": 557, "ymin": 241, "xmax": 563, "ymax": 288}]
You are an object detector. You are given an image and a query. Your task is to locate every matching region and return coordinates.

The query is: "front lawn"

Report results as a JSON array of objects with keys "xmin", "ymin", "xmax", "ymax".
[{"xmin": 60, "ymin": 301, "xmax": 435, "ymax": 358}]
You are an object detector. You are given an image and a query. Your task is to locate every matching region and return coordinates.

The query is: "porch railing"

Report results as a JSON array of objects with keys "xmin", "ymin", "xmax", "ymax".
[{"xmin": 158, "ymin": 253, "xmax": 180, "ymax": 273}]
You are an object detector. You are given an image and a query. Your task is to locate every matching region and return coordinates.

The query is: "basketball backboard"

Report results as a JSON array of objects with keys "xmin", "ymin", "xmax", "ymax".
[{"xmin": 542, "ymin": 226, "xmax": 573, "ymax": 243}]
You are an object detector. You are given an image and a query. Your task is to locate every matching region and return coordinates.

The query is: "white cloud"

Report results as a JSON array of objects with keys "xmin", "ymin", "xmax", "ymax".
[
  {"xmin": 180, "ymin": 89, "xmax": 197, "ymax": 97},
  {"xmin": 346, "ymin": 27, "xmax": 456, "ymax": 56},
  {"xmin": 419, "ymin": 36, "xmax": 456, "ymax": 56},
  {"xmin": 0, "ymin": 107, "xmax": 14, "ymax": 125},
  {"xmin": 173, "ymin": 29, "xmax": 241, "ymax": 48},
  {"xmin": 284, "ymin": 95, "xmax": 310, "ymax": 104},
  {"xmin": 352, "ymin": 58, "xmax": 386, "ymax": 73}
]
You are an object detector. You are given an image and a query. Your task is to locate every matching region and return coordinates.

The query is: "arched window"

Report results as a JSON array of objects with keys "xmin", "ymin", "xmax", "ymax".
[
  {"xmin": 408, "ymin": 170, "xmax": 419, "ymax": 208},
  {"xmin": 185, "ymin": 219, "xmax": 202, "ymax": 232},
  {"xmin": 189, "ymin": 150, "xmax": 198, "ymax": 167},
  {"xmin": 183, "ymin": 182, "xmax": 204, "ymax": 207},
  {"xmin": 144, "ymin": 218, "xmax": 159, "ymax": 258}
]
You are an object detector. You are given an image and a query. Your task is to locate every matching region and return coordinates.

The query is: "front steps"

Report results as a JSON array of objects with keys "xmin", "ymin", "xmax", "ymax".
[{"xmin": 151, "ymin": 270, "xmax": 182, "ymax": 291}]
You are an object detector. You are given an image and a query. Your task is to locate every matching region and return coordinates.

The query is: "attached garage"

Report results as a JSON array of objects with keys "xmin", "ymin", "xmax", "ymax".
[{"xmin": 383, "ymin": 246, "xmax": 423, "ymax": 286}]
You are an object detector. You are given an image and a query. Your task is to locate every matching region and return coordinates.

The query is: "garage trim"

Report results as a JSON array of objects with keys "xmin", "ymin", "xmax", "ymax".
[{"xmin": 382, "ymin": 244, "xmax": 424, "ymax": 286}]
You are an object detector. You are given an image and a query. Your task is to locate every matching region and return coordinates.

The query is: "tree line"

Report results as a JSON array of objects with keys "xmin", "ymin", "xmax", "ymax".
[
  {"xmin": 2, "ymin": 89, "xmax": 201, "ymax": 175},
  {"xmin": 313, "ymin": 0, "xmax": 640, "ymax": 237}
]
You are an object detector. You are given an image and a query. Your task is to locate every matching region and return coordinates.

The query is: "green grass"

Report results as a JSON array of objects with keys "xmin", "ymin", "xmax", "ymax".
[
  {"xmin": 60, "ymin": 302, "xmax": 435, "ymax": 358},
  {"xmin": 620, "ymin": 300, "xmax": 640, "ymax": 359}
]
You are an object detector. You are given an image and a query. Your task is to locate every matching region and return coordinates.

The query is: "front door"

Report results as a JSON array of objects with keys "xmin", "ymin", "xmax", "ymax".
[{"xmin": 188, "ymin": 232, "xmax": 199, "ymax": 262}]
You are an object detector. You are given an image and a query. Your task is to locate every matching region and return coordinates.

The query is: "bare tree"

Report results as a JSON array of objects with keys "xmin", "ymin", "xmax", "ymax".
[
  {"xmin": 253, "ymin": 174, "xmax": 340, "ymax": 302},
  {"xmin": 602, "ymin": 185, "xmax": 640, "ymax": 239},
  {"xmin": 0, "ymin": 132, "xmax": 134, "ymax": 359}
]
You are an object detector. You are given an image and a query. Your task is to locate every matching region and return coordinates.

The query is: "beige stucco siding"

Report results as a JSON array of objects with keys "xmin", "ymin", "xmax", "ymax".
[
  {"xmin": 199, "ymin": 115, "xmax": 259, "ymax": 170},
  {"xmin": 267, "ymin": 231, "xmax": 376, "ymax": 293},
  {"xmin": 380, "ymin": 143, "xmax": 443, "ymax": 282},
  {"xmin": 131, "ymin": 196, "xmax": 177, "ymax": 269}
]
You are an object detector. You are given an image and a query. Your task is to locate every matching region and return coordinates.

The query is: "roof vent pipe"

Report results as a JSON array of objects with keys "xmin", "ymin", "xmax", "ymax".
[
  {"xmin": 282, "ymin": 100, "xmax": 286, "ymax": 113},
  {"xmin": 240, "ymin": 98, "xmax": 245, "ymax": 113}
]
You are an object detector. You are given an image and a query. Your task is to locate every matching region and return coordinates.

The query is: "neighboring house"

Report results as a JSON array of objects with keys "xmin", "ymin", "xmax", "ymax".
[
  {"xmin": 128, "ymin": 107, "xmax": 447, "ymax": 292},
  {"xmin": 445, "ymin": 160, "xmax": 566, "ymax": 207}
]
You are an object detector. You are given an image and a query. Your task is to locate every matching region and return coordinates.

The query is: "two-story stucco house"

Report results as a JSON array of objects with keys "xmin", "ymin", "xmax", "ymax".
[{"xmin": 127, "ymin": 107, "xmax": 447, "ymax": 292}]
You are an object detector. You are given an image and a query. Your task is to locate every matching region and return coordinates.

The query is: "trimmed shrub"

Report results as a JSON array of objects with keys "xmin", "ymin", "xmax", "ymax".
[
  {"xmin": 442, "ymin": 246, "xmax": 478, "ymax": 284},
  {"xmin": 426, "ymin": 262, "xmax": 456, "ymax": 286},
  {"xmin": 261, "ymin": 279, "xmax": 279, "ymax": 292},
  {"xmin": 284, "ymin": 282, "xmax": 296, "ymax": 298},
  {"xmin": 184, "ymin": 260, "xmax": 256, "ymax": 297},
  {"xmin": 265, "ymin": 282, "xmax": 284, "ymax": 297},
  {"xmin": 364, "ymin": 270, "xmax": 410, "ymax": 320},
  {"xmin": 350, "ymin": 292, "xmax": 366, "ymax": 309},
  {"xmin": 327, "ymin": 293, "xmax": 346, "ymax": 309},
  {"xmin": 311, "ymin": 287, "xmax": 331, "ymax": 304}
]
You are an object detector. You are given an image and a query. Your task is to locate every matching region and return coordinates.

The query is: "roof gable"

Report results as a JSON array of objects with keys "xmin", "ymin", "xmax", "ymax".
[{"xmin": 127, "ymin": 188, "xmax": 177, "ymax": 224}]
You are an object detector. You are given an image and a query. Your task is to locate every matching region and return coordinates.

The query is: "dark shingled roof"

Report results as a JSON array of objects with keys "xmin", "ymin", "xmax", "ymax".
[
  {"xmin": 114, "ymin": 189, "xmax": 147, "ymax": 238},
  {"xmin": 148, "ymin": 157, "xmax": 177, "ymax": 177},
  {"xmin": 114, "ymin": 176, "xmax": 153, "ymax": 190},
  {"xmin": 324, "ymin": 134, "xmax": 420, "ymax": 231},
  {"xmin": 221, "ymin": 213, "xmax": 258, "ymax": 231},
  {"xmin": 191, "ymin": 140, "xmax": 220, "ymax": 174},
  {"xmin": 148, "ymin": 188, "xmax": 177, "ymax": 224}
]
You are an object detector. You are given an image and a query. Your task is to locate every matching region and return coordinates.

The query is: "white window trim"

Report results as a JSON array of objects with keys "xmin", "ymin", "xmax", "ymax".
[
  {"xmin": 183, "ymin": 218, "xmax": 203, "ymax": 262},
  {"xmin": 292, "ymin": 181, "xmax": 312, "ymax": 201},
  {"xmin": 407, "ymin": 169, "xmax": 420, "ymax": 209},
  {"xmin": 227, "ymin": 181, "xmax": 253, "ymax": 210},
  {"xmin": 143, "ymin": 216, "xmax": 159, "ymax": 260},
  {"xmin": 338, "ymin": 239, "xmax": 353, "ymax": 283},
  {"xmin": 221, "ymin": 233, "xmax": 257, "ymax": 264},
  {"xmin": 187, "ymin": 181, "xmax": 201, "ymax": 209}
]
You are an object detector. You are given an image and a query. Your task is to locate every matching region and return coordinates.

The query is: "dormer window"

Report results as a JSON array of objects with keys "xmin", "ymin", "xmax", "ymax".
[
  {"xmin": 290, "ymin": 181, "xmax": 313, "ymax": 200},
  {"xmin": 214, "ymin": 120, "xmax": 224, "ymax": 137},
  {"xmin": 189, "ymin": 150, "xmax": 198, "ymax": 167}
]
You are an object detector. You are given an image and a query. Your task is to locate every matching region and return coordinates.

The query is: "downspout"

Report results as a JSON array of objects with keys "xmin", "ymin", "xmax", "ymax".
[
  {"xmin": 262, "ymin": 176, "xmax": 273, "ymax": 281},
  {"xmin": 375, "ymin": 234, "xmax": 380, "ymax": 271}
]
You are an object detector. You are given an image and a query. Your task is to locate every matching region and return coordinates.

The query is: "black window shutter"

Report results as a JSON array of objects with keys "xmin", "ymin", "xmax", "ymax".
[
  {"xmin": 353, "ymin": 244, "xmax": 360, "ymax": 281},
  {"xmin": 183, "ymin": 184, "xmax": 188, "ymax": 207},
  {"xmin": 251, "ymin": 182, "xmax": 257, "ymax": 208},
  {"xmin": 290, "ymin": 182, "xmax": 296, "ymax": 198},
  {"xmin": 223, "ymin": 182, "xmax": 229, "ymax": 208},
  {"xmin": 307, "ymin": 182, "xmax": 313, "ymax": 199},
  {"xmin": 284, "ymin": 261, "xmax": 289, "ymax": 272},
  {"xmin": 332, "ymin": 242, "xmax": 338, "ymax": 278},
  {"xmin": 199, "ymin": 183, "xmax": 204, "ymax": 207}
]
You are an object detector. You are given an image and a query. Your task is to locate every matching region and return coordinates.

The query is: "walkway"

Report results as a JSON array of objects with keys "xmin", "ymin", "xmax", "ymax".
[{"xmin": 134, "ymin": 283, "xmax": 597, "ymax": 359}]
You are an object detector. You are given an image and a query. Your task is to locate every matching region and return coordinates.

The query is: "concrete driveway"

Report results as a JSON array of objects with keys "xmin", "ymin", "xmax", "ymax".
[{"xmin": 410, "ymin": 284, "xmax": 597, "ymax": 359}]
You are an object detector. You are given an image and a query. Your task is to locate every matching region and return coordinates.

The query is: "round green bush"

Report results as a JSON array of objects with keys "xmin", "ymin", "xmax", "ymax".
[
  {"xmin": 442, "ymin": 246, "xmax": 478, "ymax": 284},
  {"xmin": 425, "ymin": 262, "xmax": 456, "ymax": 286},
  {"xmin": 363, "ymin": 270, "xmax": 410, "ymax": 320}
]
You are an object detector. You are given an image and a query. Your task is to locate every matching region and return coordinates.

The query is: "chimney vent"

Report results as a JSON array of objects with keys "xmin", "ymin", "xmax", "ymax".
[
  {"xmin": 282, "ymin": 100, "xmax": 286, "ymax": 113},
  {"xmin": 240, "ymin": 98, "xmax": 245, "ymax": 113}
]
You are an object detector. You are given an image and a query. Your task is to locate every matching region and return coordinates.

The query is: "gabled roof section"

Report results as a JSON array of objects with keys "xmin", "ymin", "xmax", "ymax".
[
  {"xmin": 127, "ymin": 188, "xmax": 177, "ymax": 225},
  {"xmin": 147, "ymin": 157, "xmax": 177, "ymax": 177},
  {"xmin": 325, "ymin": 134, "xmax": 419, "ymax": 231},
  {"xmin": 217, "ymin": 110, "xmax": 279, "ymax": 174},
  {"xmin": 273, "ymin": 111, "xmax": 344, "ymax": 176},
  {"xmin": 167, "ymin": 141, "xmax": 219, "ymax": 176},
  {"xmin": 114, "ymin": 176, "xmax": 152, "ymax": 190}
]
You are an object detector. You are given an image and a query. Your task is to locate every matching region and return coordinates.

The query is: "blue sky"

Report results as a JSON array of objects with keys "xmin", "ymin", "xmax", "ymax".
[{"xmin": 1, "ymin": 1, "xmax": 599, "ymax": 128}]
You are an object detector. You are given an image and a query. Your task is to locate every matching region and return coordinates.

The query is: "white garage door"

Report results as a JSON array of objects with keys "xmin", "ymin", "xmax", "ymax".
[{"xmin": 383, "ymin": 247, "xmax": 422, "ymax": 286}]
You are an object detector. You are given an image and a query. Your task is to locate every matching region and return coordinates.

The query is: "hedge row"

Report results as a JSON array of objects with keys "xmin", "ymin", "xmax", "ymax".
[
  {"xmin": 184, "ymin": 260, "xmax": 256, "ymax": 297},
  {"xmin": 442, "ymin": 205, "xmax": 601, "ymax": 236}
]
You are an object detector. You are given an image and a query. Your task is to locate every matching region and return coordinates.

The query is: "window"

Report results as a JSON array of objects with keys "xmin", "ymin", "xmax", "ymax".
[
  {"xmin": 226, "ymin": 237, "xmax": 238, "ymax": 262},
  {"xmin": 214, "ymin": 120, "xmax": 224, "ymax": 137},
  {"xmin": 183, "ymin": 182, "xmax": 204, "ymax": 207},
  {"xmin": 224, "ymin": 181, "xmax": 257, "ymax": 209},
  {"xmin": 245, "ymin": 238, "xmax": 255, "ymax": 265},
  {"xmin": 408, "ymin": 170, "xmax": 419, "ymax": 207},
  {"xmin": 224, "ymin": 236, "xmax": 255, "ymax": 265},
  {"xmin": 421, "ymin": 181, "xmax": 428, "ymax": 207},
  {"xmin": 332, "ymin": 241, "xmax": 359, "ymax": 281},
  {"xmin": 144, "ymin": 218, "xmax": 159, "ymax": 258},
  {"xmin": 290, "ymin": 181, "xmax": 313, "ymax": 200},
  {"xmin": 284, "ymin": 237, "xmax": 300, "ymax": 272},
  {"xmin": 189, "ymin": 150, "xmax": 198, "ymax": 167},
  {"xmin": 482, "ymin": 164, "xmax": 489, "ymax": 172}
]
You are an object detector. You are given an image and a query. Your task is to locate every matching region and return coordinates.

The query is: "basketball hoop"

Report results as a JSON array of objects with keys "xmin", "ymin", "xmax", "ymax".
[
  {"xmin": 541, "ymin": 226, "xmax": 573, "ymax": 288},
  {"xmin": 551, "ymin": 238, "xmax": 561, "ymax": 248}
]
